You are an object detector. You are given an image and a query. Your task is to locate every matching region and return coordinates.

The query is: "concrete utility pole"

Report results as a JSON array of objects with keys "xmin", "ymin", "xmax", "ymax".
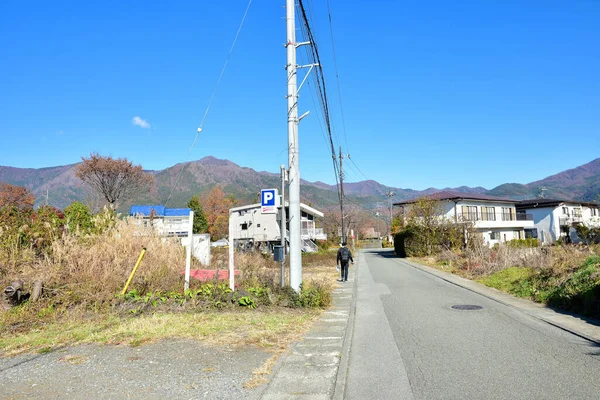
[
  {"xmin": 280, "ymin": 165, "xmax": 287, "ymax": 287},
  {"xmin": 339, "ymin": 147, "xmax": 346, "ymax": 243},
  {"xmin": 386, "ymin": 191, "xmax": 394, "ymax": 237},
  {"xmin": 286, "ymin": 0, "xmax": 302, "ymax": 291}
]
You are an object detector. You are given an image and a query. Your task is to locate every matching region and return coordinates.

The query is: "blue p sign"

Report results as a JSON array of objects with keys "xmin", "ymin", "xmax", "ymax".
[{"xmin": 261, "ymin": 189, "xmax": 278, "ymax": 213}]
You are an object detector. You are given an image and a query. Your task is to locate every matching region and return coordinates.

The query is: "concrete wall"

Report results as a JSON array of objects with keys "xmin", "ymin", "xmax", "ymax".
[{"xmin": 229, "ymin": 207, "xmax": 282, "ymax": 242}]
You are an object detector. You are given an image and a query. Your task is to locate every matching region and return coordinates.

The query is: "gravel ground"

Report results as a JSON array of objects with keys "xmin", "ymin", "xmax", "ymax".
[{"xmin": 0, "ymin": 340, "xmax": 270, "ymax": 400}]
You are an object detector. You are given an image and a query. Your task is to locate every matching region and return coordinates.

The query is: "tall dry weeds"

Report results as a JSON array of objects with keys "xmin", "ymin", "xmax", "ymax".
[
  {"xmin": 10, "ymin": 219, "xmax": 188, "ymax": 306},
  {"xmin": 458, "ymin": 241, "xmax": 599, "ymax": 278}
]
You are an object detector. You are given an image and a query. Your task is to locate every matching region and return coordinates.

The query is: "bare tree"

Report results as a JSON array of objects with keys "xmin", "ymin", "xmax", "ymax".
[{"xmin": 75, "ymin": 153, "xmax": 154, "ymax": 209}]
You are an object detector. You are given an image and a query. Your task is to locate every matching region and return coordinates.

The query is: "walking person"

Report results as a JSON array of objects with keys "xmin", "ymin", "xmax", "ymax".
[{"xmin": 336, "ymin": 241, "xmax": 354, "ymax": 282}]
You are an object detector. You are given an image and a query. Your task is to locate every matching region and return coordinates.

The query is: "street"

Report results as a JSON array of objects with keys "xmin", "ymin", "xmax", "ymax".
[{"xmin": 343, "ymin": 249, "xmax": 600, "ymax": 400}]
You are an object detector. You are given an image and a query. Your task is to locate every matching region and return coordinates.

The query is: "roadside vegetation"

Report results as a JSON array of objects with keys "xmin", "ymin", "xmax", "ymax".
[
  {"xmin": 0, "ymin": 183, "xmax": 337, "ymax": 356},
  {"xmin": 394, "ymin": 198, "xmax": 600, "ymax": 319}
]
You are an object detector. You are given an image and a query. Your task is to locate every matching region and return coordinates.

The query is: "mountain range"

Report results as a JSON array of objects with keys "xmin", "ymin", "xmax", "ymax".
[{"xmin": 1, "ymin": 156, "xmax": 599, "ymax": 212}]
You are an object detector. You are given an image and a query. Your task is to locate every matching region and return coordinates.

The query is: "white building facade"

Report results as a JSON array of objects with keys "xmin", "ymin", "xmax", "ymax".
[
  {"xmin": 229, "ymin": 202, "xmax": 327, "ymax": 252},
  {"xmin": 129, "ymin": 205, "xmax": 192, "ymax": 237},
  {"xmin": 395, "ymin": 191, "xmax": 535, "ymax": 247},
  {"xmin": 516, "ymin": 199, "xmax": 600, "ymax": 244}
]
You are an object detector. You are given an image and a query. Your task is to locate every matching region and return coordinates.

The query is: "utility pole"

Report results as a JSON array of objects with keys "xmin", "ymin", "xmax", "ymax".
[
  {"xmin": 386, "ymin": 191, "xmax": 394, "ymax": 238},
  {"xmin": 339, "ymin": 147, "xmax": 346, "ymax": 243},
  {"xmin": 286, "ymin": 0, "xmax": 302, "ymax": 291},
  {"xmin": 280, "ymin": 165, "xmax": 287, "ymax": 287},
  {"xmin": 45, "ymin": 190, "xmax": 49, "ymax": 206}
]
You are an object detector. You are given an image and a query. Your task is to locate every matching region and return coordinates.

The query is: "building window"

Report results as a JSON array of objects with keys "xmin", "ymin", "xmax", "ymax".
[
  {"xmin": 562, "ymin": 207, "xmax": 569, "ymax": 215},
  {"xmin": 513, "ymin": 230, "xmax": 521, "ymax": 240},
  {"xmin": 462, "ymin": 205, "xmax": 478, "ymax": 221},
  {"xmin": 573, "ymin": 208, "xmax": 582, "ymax": 217},
  {"xmin": 241, "ymin": 223, "xmax": 248, "ymax": 230},
  {"xmin": 257, "ymin": 224, "xmax": 261, "ymax": 228},
  {"xmin": 490, "ymin": 231, "xmax": 500, "ymax": 240},
  {"xmin": 524, "ymin": 229, "xmax": 538, "ymax": 239},
  {"xmin": 502, "ymin": 207, "xmax": 515, "ymax": 221},
  {"xmin": 592, "ymin": 208, "xmax": 599, "ymax": 217},
  {"xmin": 482, "ymin": 206, "xmax": 496, "ymax": 221}
]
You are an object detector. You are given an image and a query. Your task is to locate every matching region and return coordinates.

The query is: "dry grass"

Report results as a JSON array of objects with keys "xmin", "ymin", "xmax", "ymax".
[
  {"xmin": 0, "ymin": 308, "xmax": 319, "ymax": 356},
  {"xmin": 9, "ymin": 219, "xmax": 190, "ymax": 304},
  {"xmin": 416, "ymin": 243, "xmax": 600, "ymax": 280},
  {"xmin": 1, "ymin": 223, "xmax": 338, "ymax": 359}
]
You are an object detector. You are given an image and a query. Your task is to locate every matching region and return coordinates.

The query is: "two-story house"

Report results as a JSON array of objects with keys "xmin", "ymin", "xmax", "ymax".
[
  {"xmin": 130, "ymin": 205, "xmax": 192, "ymax": 237},
  {"xmin": 229, "ymin": 202, "xmax": 327, "ymax": 253},
  {"xmin": 516, "ymin": 199, "xmax": 600, "ymax": 244},
  {"xmin": 394, "ymin": 191, "xmax": 534, "ymax": 246}
]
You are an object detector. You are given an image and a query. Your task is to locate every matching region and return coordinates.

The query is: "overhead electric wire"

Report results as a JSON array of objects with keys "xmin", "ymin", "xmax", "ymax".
[
  {"xmin": 296, "ymin": 0, "xmax": 343, "ymax": 208},
  {"xmin": 325, "ymin": 0, "xmax": 349, "ymax": 150},
  {"xmin": 347, "ymin": 156, "xmax": 371, "ymax": 182},
  {"xmin": 163, "ymin": 0, "xmax": 253, "ymax": 207}
]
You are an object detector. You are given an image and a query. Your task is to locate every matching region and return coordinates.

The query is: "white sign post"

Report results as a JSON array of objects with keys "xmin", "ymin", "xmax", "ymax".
[
  {"xmin": 228, "ymin": 211, "xmax": 235, "ymax": 291},
  {"xmin": 184, "ymin": 211, "xmax": 194, "ymax": 291},
  {"xmin": 261, "ymin": 189, "xmax": 279, "ymax": 214}
]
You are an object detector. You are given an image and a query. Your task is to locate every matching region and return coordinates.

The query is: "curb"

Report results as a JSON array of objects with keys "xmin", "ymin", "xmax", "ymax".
[
  {"xmin": 256, "ymin": 257, "xmax": 357, "ymax": 399},
  {"xmin": 332, "ymin": 255, "xmax": 359, "ymax": 400}
]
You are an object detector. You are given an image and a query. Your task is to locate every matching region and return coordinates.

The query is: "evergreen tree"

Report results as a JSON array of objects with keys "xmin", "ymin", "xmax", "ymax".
[{"xmin": 187, "ymin": 195, "xmax": 208, "ymax": 234}]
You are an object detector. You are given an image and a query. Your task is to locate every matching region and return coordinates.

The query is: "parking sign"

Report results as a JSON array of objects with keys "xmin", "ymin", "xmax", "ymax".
[{"xmin": 261, "ymin": 189, "xmax": 279, "ymax": 214}]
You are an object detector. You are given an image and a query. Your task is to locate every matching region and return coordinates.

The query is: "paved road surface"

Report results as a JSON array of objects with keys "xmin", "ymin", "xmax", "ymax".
[{"xmin": 344, "ymin": 249, "xmax": 600, "ymax": 400}]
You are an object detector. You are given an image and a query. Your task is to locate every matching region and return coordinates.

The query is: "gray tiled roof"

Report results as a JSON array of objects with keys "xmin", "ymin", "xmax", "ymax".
[{"xmin": 393, "ymin": 190, "xmax": 516, "ymax": 206}]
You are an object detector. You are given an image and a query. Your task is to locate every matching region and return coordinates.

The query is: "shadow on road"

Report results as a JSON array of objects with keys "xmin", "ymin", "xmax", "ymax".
[{"xmin": 362, "ymin": 248, "xmax": 397, "ymax": 259}]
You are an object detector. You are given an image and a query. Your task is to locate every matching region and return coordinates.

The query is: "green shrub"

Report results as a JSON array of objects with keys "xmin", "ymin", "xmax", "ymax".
[
  {"xmin": 506, "ymin": 238, "xmax": 539, "ymax": 248},
  {"xmin": 276, "ymin": 282, "xmax": 331, "ymax": 308},
  {"xmin": 478, "ymin": 267, "xmax": 536, "ymax": 298},
  {"xmin": 546, "ymin": 255, "xmax": 600, "ymax": 317},
  {"xmin": 64, "ymin": 202, "xmax": 93, "ymax": 235}
]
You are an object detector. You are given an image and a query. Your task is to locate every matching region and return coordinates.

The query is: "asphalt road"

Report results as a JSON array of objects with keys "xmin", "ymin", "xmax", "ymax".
[{"xmin": 344, "ymin": 249, "xmax": 600, "ymax": 400}]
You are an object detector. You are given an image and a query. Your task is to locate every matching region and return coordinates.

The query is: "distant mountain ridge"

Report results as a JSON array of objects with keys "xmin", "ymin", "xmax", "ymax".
[{"xmin": 1, "ymin": 156, "xmax": 599, "ymax": 210}]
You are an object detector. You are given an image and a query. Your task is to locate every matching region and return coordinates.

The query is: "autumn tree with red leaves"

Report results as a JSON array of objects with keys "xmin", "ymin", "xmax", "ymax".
[
  {"xmin": 0, "ymin": 182, "xmax": 35, "ymax": 211},
  {"xmin": 75, "ymin": 153, "xmax": 154, "ymax": 208},
  {"xmin": 201, "ymin": 186, "xmax": 237, "ymax": 239}
]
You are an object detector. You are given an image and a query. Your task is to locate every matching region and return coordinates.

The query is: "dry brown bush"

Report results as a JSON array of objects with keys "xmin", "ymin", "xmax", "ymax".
[
  {"xmin": 452, "ymin": 241, "xmax": 599, "ymax": 278},
  {"xmin": 8, "ymin": 219, "xmax": 187, "ymax": 306}
]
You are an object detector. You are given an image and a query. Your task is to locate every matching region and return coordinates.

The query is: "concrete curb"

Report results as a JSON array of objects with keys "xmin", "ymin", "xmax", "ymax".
[
  {"xmin": 397, "ymin": 256, "xmax": 600, "ymax": 344},
  {"xmin": 332, "ymin": 255, "xmax": 358, "ymax": 400},
  {"xmin": 257, "ymin": 259, "xmax": 357, "ymax": 399}
]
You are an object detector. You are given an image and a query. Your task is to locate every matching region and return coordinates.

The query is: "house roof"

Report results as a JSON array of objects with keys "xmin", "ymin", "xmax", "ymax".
[
  {"xmin": 393, "ymin": 190, "xmax": 516, "ymax": 206},
  {"xmin": 229, "ymin": 202, "xmax": 324, "ymax": 218},
  {"xmin": 516, "ymin": 199, "xmax": 599, "ymax": 209},
  {"xmin": 164, "ymin": 208, "xmax": 192, "ymax": 217},
  {"xmin": 130, "ymin": 205, "xmax": 191, "ymax": 217}
]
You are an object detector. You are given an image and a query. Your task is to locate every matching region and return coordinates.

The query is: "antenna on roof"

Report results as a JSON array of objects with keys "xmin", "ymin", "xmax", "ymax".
[{"xmin": 538, "ymin": 186, "xmax": 547, "ymax": 199}]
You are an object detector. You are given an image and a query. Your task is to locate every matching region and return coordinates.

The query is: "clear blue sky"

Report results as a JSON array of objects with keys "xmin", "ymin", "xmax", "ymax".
[{"xmin": 1, "ymin": 0, "xmax": 598, "ymax": 191}]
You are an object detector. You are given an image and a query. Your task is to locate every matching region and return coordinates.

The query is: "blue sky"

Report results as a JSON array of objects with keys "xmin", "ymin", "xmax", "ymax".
[{"xmin": 1, "ymin": 0, "xmax": 598, "ymax": 191}]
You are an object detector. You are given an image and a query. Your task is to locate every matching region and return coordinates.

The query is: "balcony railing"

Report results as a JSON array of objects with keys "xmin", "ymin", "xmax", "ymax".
[
  {"xmin": 301, "ymin": 227, "xmax": 325, "ymax": 238},
  {"xmin": 559, "ymin": 216, "xmax": 583, "ymax": 226},
  {"xmin": 460, "ymin": 212, "xmax": 532, "ymax": 222}
]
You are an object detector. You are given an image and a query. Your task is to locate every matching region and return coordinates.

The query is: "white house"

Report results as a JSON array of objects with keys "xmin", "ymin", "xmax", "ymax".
[
  {"xmin": 229, "ymin": 202, "xmax": 327, "ymax": 253},
  {"xmin": 516, "ymin": 199, "xmax": 600, "ymax": 244},
  {"xmin": 129, "ymin": 205, "xmax": 192, "ymax": 237},
  {"xmin": 394, "ymin": 191, "xmax": 535, "ymax": 247}
]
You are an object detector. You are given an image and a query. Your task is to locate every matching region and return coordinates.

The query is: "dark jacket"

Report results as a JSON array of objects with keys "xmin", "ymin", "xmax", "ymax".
[{"xmin": 336, "ymin": 246, "xmax": 354, "ymax": 265}]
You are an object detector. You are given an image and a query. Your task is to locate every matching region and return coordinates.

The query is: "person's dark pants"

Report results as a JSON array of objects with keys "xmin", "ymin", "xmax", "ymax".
[{"xmin": 341, "ymin": 262, "xmax": 349, "ymax": 281}]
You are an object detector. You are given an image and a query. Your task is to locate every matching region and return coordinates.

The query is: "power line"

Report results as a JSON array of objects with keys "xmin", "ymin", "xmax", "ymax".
[
  {"xmin": 347, "ymin": 156, "xmax": 371, "ymax": 182},
  {"xmin": 297, "ymin": 0, "xmax": 343, "ymax": 207},
  {"xmin": 164, "ymin": 0, "xmax": 253, "ymax": 207},
  {"xmin": 325, "ymin": 0, "xmax": 349, "ymax": 150}
]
